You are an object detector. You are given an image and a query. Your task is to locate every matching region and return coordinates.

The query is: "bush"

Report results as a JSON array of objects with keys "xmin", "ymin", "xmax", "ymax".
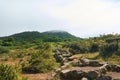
[
  {"xmin": 69, "ymin": 42, "xmax": 89, "ymax": 54},
  {"xmin": 89, "ymin": 43, "xmax": 99, "ymax": 52},
  {"xmin": 0, "ymin": 64, "xmax": 22, "ymax": 80},
  {"xmin": 0, "ymin": 46, "xmax": 9, "ymax": 54},
  {"xmin": 100, "ymin": 42, "xmax": 118, "ymax": 58},
  {"xmin": 1, "ymin": 37, "xmax": 15, "ymax": 46},
  {"xmin": 22, "ymin": 43, "xmax": 58, "ymax": 73},
  {"xmin": 115, "ymin": 48, "xmax": 120, "ymax": 56}
]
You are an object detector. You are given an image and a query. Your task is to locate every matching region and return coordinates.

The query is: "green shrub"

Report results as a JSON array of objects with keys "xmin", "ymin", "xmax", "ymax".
[
  {"xmin": 1, "ymin": 37, "xmax": 15, "ymax": 46},
  {"xmin": 89, "ymin": 43, "xmax": 99, "ymax": 52},
  {"xmin": 17, "ymin": 52, "xmax": 26, "ymax": 58},
  {"xmin": 115, "ymin": 48, "xmax": 120, "ymax": 56},
  {"xmin": 0, "ymin": 64, "xmax": 22, "ymax": 80},
  {"xmin": 0, "ymin": 46, "xmax": 9, "ymax": 54},
  {"xmin": 69, "ymin": 42, "xmax": 89, "ymax": 54},
  {"xmin": 22, "ymin": 43, "xmax": 58, "ymax": 73},
  {"xmin": 100, "ymin": 42, "xmax": 118, "ymax": 58}
]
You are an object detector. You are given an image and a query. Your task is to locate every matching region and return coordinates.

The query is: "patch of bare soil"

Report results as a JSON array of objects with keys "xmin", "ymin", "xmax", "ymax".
[
  {"xmin": 22, "ymin": 73, "xmax": 50, "ymax": 80},
  {"xmin": 107, "ymin": 72, "xmax": 120, "ymax": 79}
]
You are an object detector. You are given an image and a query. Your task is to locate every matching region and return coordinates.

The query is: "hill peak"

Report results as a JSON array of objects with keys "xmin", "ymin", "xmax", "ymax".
[{"xmin": 44, "ymin": 30, "xmax": 68, "ymax": 33}]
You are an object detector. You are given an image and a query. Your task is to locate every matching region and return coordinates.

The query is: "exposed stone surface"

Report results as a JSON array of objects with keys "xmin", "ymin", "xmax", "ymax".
[
  {"xmin": 59, "ymin": 58, "xmax": 120, "ymax": 80},
  {"xmin": 53, "ymin": 49, "xmax": 72, "ymax": 65},
  {"xmin": 51, "ymin": 55, "xmax": 120, "ymax": 80},
  {"xmin": 81, "ymin": 77, "xmax": 88, "ymax": 80},
  {"xmin": 60, "ymin": 69, "xmax": 85, "ymax": 80},
  {"xmin": 97, "ymin": 75, "xmax": 112, "ymax": 80},
  {"xmin": 79, "ymin": 58, "xmax": 101, "ymax": 66},
  {"xmin": 71, "ymin": 59, "xmax": 81, "ymax": 66},
  {"xmin": 86, "ymin": 70, "xmax": 99, "ymax": 79},
  {"xmin": 111, "ymin": 64, "xmax": 120, "ymax": 72},
  {"xmin": 68, "ymin": 56, "xmax": 76, "ymax": 61}
]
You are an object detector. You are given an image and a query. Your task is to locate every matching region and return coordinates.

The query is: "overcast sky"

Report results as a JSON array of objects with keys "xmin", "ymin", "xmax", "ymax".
[{"xmin": 0, "ymin": 0, "xmax": 120, "ymax": 38}]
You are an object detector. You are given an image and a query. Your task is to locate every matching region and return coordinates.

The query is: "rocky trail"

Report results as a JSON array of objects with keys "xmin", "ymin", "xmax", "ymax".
[{"xmin": 47, "ymin": 49, "xmax": 120, "ymax": 80}]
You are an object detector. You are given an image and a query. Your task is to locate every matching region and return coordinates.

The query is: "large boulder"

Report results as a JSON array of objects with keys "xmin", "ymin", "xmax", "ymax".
[
  {"xmin": 79, "ymin": 58, "xmax": 100, "ymax": 66},
  {"xmin": 89, "ymin": 60, "xmax": 100, "ymax": 66},
  {"xmin": 98, "ymin": 64, "xmax": 108, "ymax": 75},
  {"xmin": 79, "ymin": 58, "xmax": 89, "ymax": 66},
  {"xmin": 54, "ymin": 50, "xmax": 61, "ymax": 55},
  {"xmin": 61, "ymin": 62, "xmax": 71, "ymax": 69},
  {"xmin": 60, "ymin": 69, "xmax": 85, "ymax": 80},
  {"xmin": 62, "ymin": 54, "xmax": 72, "ymax": 57},
  {"xmin": 97, "ymin": 75, "xmax": 112, "ymax": 80},
  {"xmin": 86, "ymin": 70, "xmax": 99, "ymax": 79},
  {"xmin": 54, "ymin": 48, "xmax": 72, "ymax": 65},
  {"xmin": 81, "ymin": 77, "xmax": 88, "ymax": 80},
  {"xmin": 99, "ymin": 62, "xmax": 108, "ymax": 66},
  {"xmin": 68, "ymin": 56, "xmax": 75, "ymax": 61},
  {"xmin": 71, "ymin": 59, "xmax": 82, "ymax": 67},
  {"xmin": 54, "ymin": 54, "xmax": 64, "ymax": 62},
  {"xmin": 115, "ymin": 65, "xmax": 120, "ymax": 72},
  {"xmin": 110, "ymin": 64, "xmax": 120, "ymax": 72}
]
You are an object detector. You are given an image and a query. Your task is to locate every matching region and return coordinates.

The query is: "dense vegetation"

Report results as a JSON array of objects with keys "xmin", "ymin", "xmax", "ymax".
[
  {"xmin": 0, "ymin": 64, "xmax": 22, "ymax": 80},
  {"xmin": 100, "ymin": 42, "xmax": 118, "ymax": 58},
  {"xmin": 0, "ymin": 31, "xmax": 120, "ymax": 79},
  {"xmin": 22, "ymin": 43, "xmax": 58, "ymax": 73}
]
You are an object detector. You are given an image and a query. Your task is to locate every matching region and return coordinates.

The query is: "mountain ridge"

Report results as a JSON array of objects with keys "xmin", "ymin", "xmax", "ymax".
[{"xmin": 0, "ymin": 30, "xmax": 79, "ymax": 42}]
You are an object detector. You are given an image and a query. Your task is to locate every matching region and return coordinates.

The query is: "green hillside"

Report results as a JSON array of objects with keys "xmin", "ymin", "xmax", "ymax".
[{"xmin": 0, "ymin": 30, "xmax": 79, "ymax": 43}]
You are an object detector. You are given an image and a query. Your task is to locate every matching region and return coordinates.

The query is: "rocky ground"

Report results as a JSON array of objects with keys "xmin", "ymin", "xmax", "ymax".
[
  {"xmin": 22, "ymin": 49, "xmax": 120, "ymax": 80},
  {"xmin": 48, "ymin": 49, "xmax": 120, "ymax": 80}
]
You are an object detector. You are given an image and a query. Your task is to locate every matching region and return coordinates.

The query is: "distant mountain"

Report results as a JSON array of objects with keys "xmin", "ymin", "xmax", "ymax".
[
  {"xmin": 9, "ymin": 31, "xmax": 41, "ymax": 41},
  {"xmin": 0, "ymin": 30, "xmax": 79, "ymax": 42},
  {"xmin": 43, "ymin": 30, "xmax": 76, "ymax": 38},
  {"xmin": 44, "ymin": 30, "xmax": 69, "ymax": 33}
]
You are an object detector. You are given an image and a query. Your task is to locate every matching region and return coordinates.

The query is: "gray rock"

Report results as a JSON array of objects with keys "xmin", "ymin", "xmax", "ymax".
[
  {"xmin": 62, "ymin": 54, "xmax": 72, "ymax": 57},
  {"xmin": 79, "ymin": 58, "xmax": 89, "ymax": 66},
  {"xmin": 55, "ymin": 68, "xmax": 61, "ymax": 72},
  {"xmin": 55, "ymin": 50, "xmax": 61, "ymax": 55},
  {"xmin": 68, "ymin": 56, "xmax": 74, "ymax": 61},
  {"xmin": 60, "ymin": 69, "xmax": 85, "ymax": 80},
  {"xmin": 89, "ymin": 60, "xmax": 100, "ymax": 66},
  {"xmin": 114, "ymin": 65, "xmax": 120, "ymax": 72},
  {"xmin": 61, "ymin": 62, "xmax": 71, "ymax": 69},
  {"xmin": 54, "ymin": 54, "xmax": 64, "ymax": 62},
  {"xmin": 98, "ymin": 64, "xmax": 109, "ymax": 74},
  {"xmin": 86, "ymin": 70, "xmax": 99, "ymax": 79},
  {"xmin": 99, "ymin": 62, "xmax": 108, "ymax": 66},
  {"xmin": 71, "ymin": 60, "xmax": 81, "ymax": 66},
  {"xmin": 81, "ymin": 77, "xmax": 88, "ymax": 80},
  {"xmin": 80, "ymin": 58, "xmax": 100, "ymax": 66},
  {"xmin": 97, "ymin": 75, "xmax": 112, "ymax": 80}
]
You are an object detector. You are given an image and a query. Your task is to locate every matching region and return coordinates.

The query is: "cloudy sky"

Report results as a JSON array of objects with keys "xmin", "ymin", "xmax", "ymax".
[{"xmin": 0, "ymin": 0, "xmax": 120, "ymax": 37}]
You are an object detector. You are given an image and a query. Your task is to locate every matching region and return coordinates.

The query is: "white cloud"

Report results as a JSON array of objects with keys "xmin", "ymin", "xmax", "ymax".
[
  {"xmin": 0, "ymin": 0, "xmax": 120, "ymax": 37},
  {"xmin": 47, "ymin": 0, "xmax": 120, "ymax": 37}
]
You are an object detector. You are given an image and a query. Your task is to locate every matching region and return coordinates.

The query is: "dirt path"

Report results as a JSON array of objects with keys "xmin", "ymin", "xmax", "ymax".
[
  {"xmin": 107, "ymin": 72, "xmax": 120, "ymax": 79},
  {"xmin": 22, "ymin": 73, "xmax": 50, "ymax": 80}
]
